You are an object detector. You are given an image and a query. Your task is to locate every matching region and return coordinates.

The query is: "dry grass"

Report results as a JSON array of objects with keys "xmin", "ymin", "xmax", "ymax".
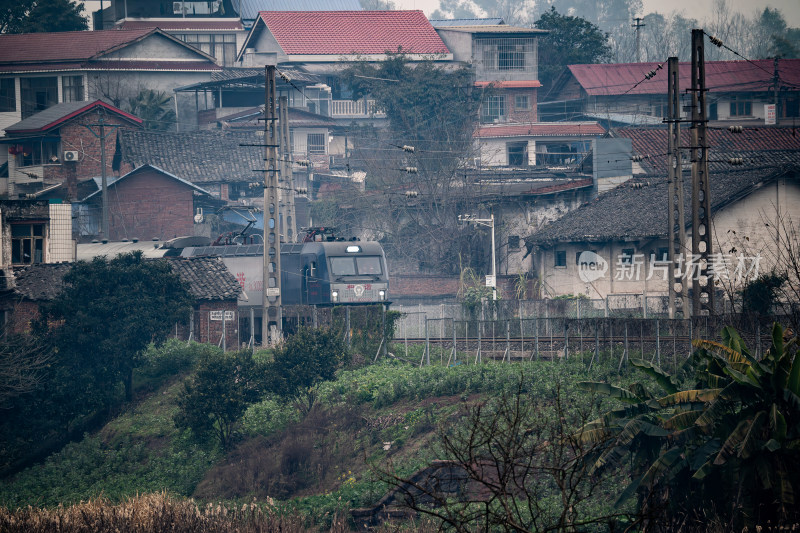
[{"xmin": 0, "ymin": 491, "xmax": 348, "ymax": 532}]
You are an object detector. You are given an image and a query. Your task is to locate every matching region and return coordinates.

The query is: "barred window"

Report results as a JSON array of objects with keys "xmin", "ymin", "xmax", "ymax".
[
  {"xmin": 475, "ymin": 38, "xmax": 537, "ymax": 74},
  {"xmin": 307, "ymin": 133, "xmax": 326, "ymax": 154}
]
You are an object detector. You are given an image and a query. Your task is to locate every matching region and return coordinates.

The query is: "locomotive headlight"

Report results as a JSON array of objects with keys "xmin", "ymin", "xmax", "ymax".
[
  {"xmin": 331, "ymin": 290, "xmax": 339, "ymax": 302},
  {"xmin": 378, "ymin": 289, "xmax": 386, "ymax": 300}
]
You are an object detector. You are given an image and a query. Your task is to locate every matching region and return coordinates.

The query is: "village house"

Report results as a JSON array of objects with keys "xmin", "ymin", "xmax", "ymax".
[
  {"xmin": 75, "ymin": 164, "xmax": 217, "ymax": 242},
  {"xmin": 540, "ymin": 59, "xmax": 800, "ymax": 126},
  {"xmin": 2, "ymin": 254, "xmax": 241, "ymax": 347},
  {"xmin": 0, "ymin": 28, "xmax": 221, "ymax": 138},
  {"xmin": 523, "ymin": 164, "xmax": 800, "ymax": 314},
  {"xmin": 0, "ymin": 199, "xmax": 73, "ymax": 270},
  {"xmin": 0, "ymin": 100, "xmax": 143, "ymax": 199}
]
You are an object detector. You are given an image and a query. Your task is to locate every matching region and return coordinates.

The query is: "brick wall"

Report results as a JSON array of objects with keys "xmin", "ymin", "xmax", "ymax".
[
  {"xmin": 44, "ymin": 109, "xmax": 142, "ymax": 199},
  {"xmin": 6, "ymin": 301, "xmax": 40, "ymax": 334},
  {"xmin": 85, "ymin": 167, "xmax": 195, "ymax": 241},
  {"xmin": 506, "ymin": 88, "xmax": 538, "ymax": 123},
  {"xmin": 390, "ymin": 274, "xmax": 522, "ymax": 300},
  {"xmin": 188, "ymin": 301, "xmax": 239, "ymax": 348}
]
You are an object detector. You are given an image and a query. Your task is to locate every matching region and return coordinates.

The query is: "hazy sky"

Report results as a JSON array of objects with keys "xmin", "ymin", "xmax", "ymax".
[{"xmin": 394, "ymin": 0, "xmax": 800, "ymax": 25}]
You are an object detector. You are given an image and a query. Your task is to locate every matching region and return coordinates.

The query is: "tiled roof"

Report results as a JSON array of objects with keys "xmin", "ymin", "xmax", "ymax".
[
  {"xmin": 81, "ymin": 164, "xmax": 212, "ymax": 201},
  {"xmin": 4, "ymin": 100, "xmax": 142, "ymax": 135},
  {"xmin": 0, "ymin": 29, "xmax": 151, "ymax": 63},
  {"xmin": 12, "ymin": 263, "xmax": 72, "ymax": 301},
  {"xmin": 614, "ymin": 126, "xmax": 800, "ymax": 174},
  {"xmin": 165, "ymin": 256, "xmax": 242, "ymax": 301},
  {"xmin": 238, "ymin": 0, "xmax": 363, "ymax": 22},
  {"xmin": 525, "ymin": 165, "xmax": 800, "ymax": 248},
  {"xmin": 12, "ymin": 257, "xmax": 241, "ymax": 302},
  {"xmin": 562, "ymin": 59, "xmax": 800, "ymax": 97},
  {"xmin": 0, "ymin": 60, "xmax": 221, "ymax": 73},
  {"xmin": 475, "ymin": 122, "xmax": 606, "ymax": 138},
  {"xmin": 117, "ymin": 20, "xmax": 243, "ymax": 30},
  {"xmin": 430, "ymin": 18, "xmax": 505, "ymax": 27},
  {"xmin": 119, "ymin": 130, "xmax": 265, "ymax": 184},
  {"xmin": 217, "ymin": 105, "xmax": 336, "ymax": 128},
  {"xmin": 258, "ymin": 11, "xmax": 450, "ymax": 55},
  {"xmin": 436, "ymin": 25, "xmax": 547, "ymax": 34},
  {"xmin": 474, "ymin": 80, "xmax": 541, "ymax": 88}
]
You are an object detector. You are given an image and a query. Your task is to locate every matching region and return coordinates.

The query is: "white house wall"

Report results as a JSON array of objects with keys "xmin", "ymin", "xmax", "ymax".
[
  {"xmin": 48, "ymin": 203, "xmax": 74, "ymax": 262},
  {"xmin": 534, "ymin": 178, "xmax": 800, "ymax": 300}
]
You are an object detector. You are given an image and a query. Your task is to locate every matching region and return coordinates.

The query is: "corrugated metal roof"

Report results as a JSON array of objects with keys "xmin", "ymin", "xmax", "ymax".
[
  {"xmin": 258, "ymin": 10, "xmax": 450, "ymax": 56},
  {"xmin": 430, "ymin": 18, "xmax": 505, "ymax": 27},
  {"xmin": 475, "ymin": 122, "xmax": 606, "ymax": 138},
  {"xmin": 236, "ymin": 0, "xmax": 362, "ymax": 22},
  {"xmin": 566, "ymin": 59, "xmax": 800, "ymax": 97}
]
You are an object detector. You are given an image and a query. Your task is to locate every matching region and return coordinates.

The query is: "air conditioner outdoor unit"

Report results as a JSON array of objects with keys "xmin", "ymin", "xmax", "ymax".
[
  {"xmin": 173, "ymin": 2, "xmax": 184, "ymax": 14},
  {"xmin": 63, "ymin": 151, "xmax": 79, "ymax": 162}
]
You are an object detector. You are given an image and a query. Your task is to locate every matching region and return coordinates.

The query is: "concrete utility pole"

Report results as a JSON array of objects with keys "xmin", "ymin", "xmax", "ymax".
[
  {"xmin": 263, "ymin": 65, "xmax": 282, "ymax": 343},
  {"xmin": 632, "ymin": 17, "xmax": 646, "ymax": 63},
  {"xmin": 666, "ymin": 57, "xmax": 690, "ymax": 319},
  {"xmin": 83, "ymin": 112, "xmax": 119, "ymax": 239},
  {"xmin": 690, "ymin": 29, "xmax": 714, "ymax": 316},
  {"xmin": 279, "ymin": 96, "xmax": 297, "ymax": 242}
]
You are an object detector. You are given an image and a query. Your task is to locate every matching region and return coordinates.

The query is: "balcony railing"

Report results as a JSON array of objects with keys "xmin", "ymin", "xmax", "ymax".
[{"xmin": 331, "ymin": 99, "xmax": 385, "ymax": 118}]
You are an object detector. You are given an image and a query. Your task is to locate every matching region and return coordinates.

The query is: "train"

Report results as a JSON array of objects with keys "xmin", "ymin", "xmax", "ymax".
[{"xmin": 77, "ymin": 228, "xmax": 390, "ymax": 342}]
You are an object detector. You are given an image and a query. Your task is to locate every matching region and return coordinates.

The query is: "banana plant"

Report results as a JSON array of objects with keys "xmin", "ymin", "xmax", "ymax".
[{"xmin": 575, "ymin": 323, "xmax": 800, "ymax": 527}]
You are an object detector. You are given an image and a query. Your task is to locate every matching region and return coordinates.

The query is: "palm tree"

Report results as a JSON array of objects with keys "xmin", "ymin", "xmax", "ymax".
[
  {"xmin": 127, "ymin": 89, "xmax": 176, "ymax": 131},
  {"xmin": 577, "ymin": 323, "xmax": 800, "ymax": 529}
]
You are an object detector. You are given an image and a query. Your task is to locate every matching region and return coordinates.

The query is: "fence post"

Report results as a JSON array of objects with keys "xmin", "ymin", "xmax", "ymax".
[
  {"xmin": 564, "ymin": 321, "xmax": 569, "ymax": 360},
  {"xmin": 451, "ymin": 319, "xmax": 457, "ymax": 365},
  {"xmin": 346, "ymin": 306, "xmax": 351, "ymax": 350},
  {"xmin": 656, "ymin": 318, "xmax": 661, "ymax": 367},
  {"xmin": 475, "ymin": 317, "xmax": 482, "ymax": 364},
  {"xmin": 534, "ymin": 317, "xmax": 539, "ymax": 361},
  {"xmin": 605, "ymin": 297, "xmax": 609, "ymax": 318},
  {"xmin": 643, "ymin": 292, "xmax": 647, "ymax": 319},
  {"xmin": 756, "ymin": 321, "xmax": 761, "ymax": 359},
  {"xmin": 591, "ymin": 320, "xmax": 599, "ymax": 369},
  {"xmin": 425, "ymin": 318, "xmax": 430, "ymax": 366},
  {"xmin": 504, "ymin": 319, "xmax": 511, "ymax": 362},
  {"xmin": 189, "ymin": 310, "xmax": 194, "ymax": 344}
]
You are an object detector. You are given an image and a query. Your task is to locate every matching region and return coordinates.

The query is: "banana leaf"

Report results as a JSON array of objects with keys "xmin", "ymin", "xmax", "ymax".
[
  {"xmin": 714, "ymin": 418, "xmax": 752, "ymax": 465},
  {"xmin": 631, "ymin": 359, "xmax": 679, "ymax": 394},
  {"xmin": 578, "ymin": 381, "xmax": 643, "ymax": 403}
]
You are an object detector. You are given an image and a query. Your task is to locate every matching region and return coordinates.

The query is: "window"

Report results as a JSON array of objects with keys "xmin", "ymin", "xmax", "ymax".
[
  {"xmin": 62, "ymin": 75, "xmax": 84, "ymax": 103},
  {"xmin": 0, "ymin": 78, "xmax": 15, "ymax": 112},
  {"xmin": 330, "ymin": 256, "xmax": 383, "ymax": 276},
  {"xmin": 621, "ymin": 248, "xmax": 635, "ymax": 264},
  {"xmin": 555, "ymin": 250, "xmax": 567, "ymax": 268},
  {"xmin": 576, "ymin": 250, "xmax": 598, "ymax": 265},
  {"xmin": 174, "ymin": 33, "xmax": 237, "ymax": 65},
  {"xmin": 508, "ymin": 235, "xmax": 520, "ymax": 251},
  {"xmin": 307, "ymin": 133, "xmax": 326, "ymax": 154},
  {"xmin": 20, "ymin": 77, "xmax": 58, "ymax": 118},
  {"xmin": 481, "ymin": 95, "xmax": 506, "ymax": 123},
  {"xmin": 515, "ymin": 95, "xmax": 530, "ymax": 110},
  {"xmin": 654, "ymin": 247, "xmax": 669, "ymax": 261},
  {"xmin": 11, "ymin": 224, "xmax": 45, "ymax": 265},
  {"xmin": 15, "ymin": 139, "xmax": 60, "ymax": 167},
  {"xmin": 476, "ymin": 38, "xmax": 536, "ymax": 74},
  {"xmin": 729, "ymin": 97, "xmax": 752, "ymax": 117},
  {"xmin": 507, "ymin": 142, "xmax": 528, "ymax": 166}
]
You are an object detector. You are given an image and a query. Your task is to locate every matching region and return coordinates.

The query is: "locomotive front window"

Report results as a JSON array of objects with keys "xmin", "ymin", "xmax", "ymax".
[
  {"xmin": 356, "ymin": 256, "xmax": 382, "ymax": 275},
  {"xmin": 330, "ymin": 257, "xmax": 357, "ymax": 275}
]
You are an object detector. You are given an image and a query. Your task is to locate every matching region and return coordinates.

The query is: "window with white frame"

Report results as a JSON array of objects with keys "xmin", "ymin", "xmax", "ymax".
[
  {"xmin": 481, "ymin": 95, "xmax": 506, "ymax": 123},
  {"xmin": 20, "ymin": 77, "xmax": 57, "ymax": 118},
  {"xmin": 174, "ymin": 33, "xmax": 237, "ymax": 65},
  {"xmin": 15, "ymin": 139, "xmax": 60, "ymax": 167},
  {"xmin": 62, "ymin": 75, "xmax": 84, "ymax": 103},
  {"xmin": 515, "ymin": 94, "xmax": 530, "ymax": 110}
]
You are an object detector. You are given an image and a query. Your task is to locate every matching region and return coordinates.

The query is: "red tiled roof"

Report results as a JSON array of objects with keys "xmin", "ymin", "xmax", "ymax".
[
  {"xmin": 475, "ymin": 80, "xmax": 541, "ymax": 88},
  {"xmin": 475, "ymin": 122, "xmax": 606, "ymax": 138},
  {"xmin": 118, "ymin": 20, "xmax": 243, "ymax": 31},
  {"xmin": 258, "ymin": 11, "xmax": 450, "ymax": 55},
  {"xmin": 0, "ymin": 29, "xmax": 151, "ymax": 63},
  {"xmin": 567, "ymin": 59, "xmax": 800, "ymax": 96}
]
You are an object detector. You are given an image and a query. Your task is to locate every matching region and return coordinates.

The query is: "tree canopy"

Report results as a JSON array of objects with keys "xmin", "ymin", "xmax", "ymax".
[
  {"xmin": 39, "ymin": 252, "xmax": 194, "ymax": 407},
  {"xmin": 534, "ymin": 7, "xmax": 612, "ymax": 92},
  {"xmin": 0, "ymin": 0, "xmax": 87, "ymax": 34}
]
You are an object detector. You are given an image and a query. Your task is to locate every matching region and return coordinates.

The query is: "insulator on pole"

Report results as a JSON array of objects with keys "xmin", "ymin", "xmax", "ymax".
[
  {"xmin": 405, "ymin": 166, "xmax": 418, "ymax": 174},
  {"xmin": 402, "ymin": 145, "xmax": 415, "ymax": 153},
  {"xmin": 405, "ymin": 190, "xmax": 418, "ymax": 198},
  {"xmin": 728, "ymin": 125, "xmax": 743, "ymax": 133}
]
